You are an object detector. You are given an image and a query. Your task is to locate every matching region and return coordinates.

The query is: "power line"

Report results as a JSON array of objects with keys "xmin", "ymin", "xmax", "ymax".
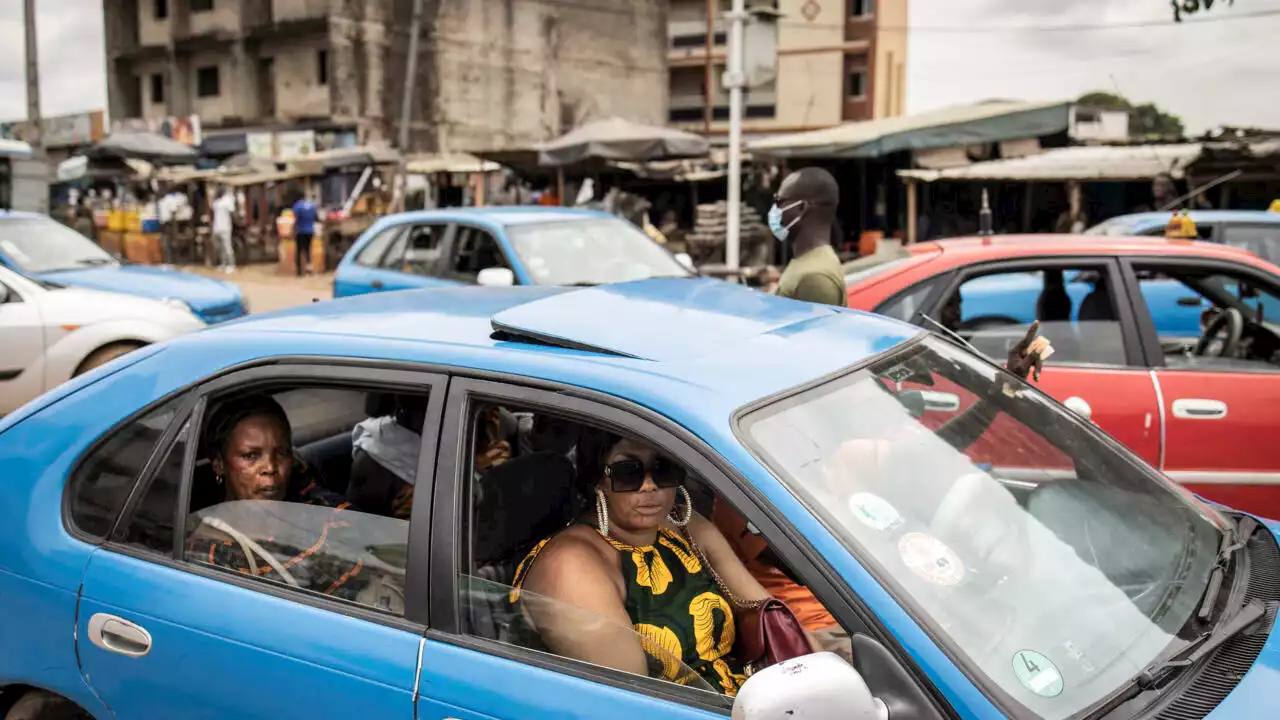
[{"xmin": 777, "ymin": 7, "xmax": 1280, "ymax": 34}]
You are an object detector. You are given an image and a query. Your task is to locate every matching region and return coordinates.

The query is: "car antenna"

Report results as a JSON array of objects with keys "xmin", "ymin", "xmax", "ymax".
[
  {"xmin": 917, "ymin": 311, "xmax": 982, "ymax": 355},
  {"xmin": 978, "ymin": 188, "xmax": 994, "ymax": 238}
]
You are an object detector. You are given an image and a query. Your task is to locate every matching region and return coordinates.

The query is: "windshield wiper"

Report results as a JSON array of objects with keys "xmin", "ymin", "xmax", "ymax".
[
  {"xmin": 75, "ymin": 257, "xmax": 115, "ymax": 266},
  {"xmin": 1093, "ymin": 599, "xmax": 1266, "ymax": 719},
  {"xmin": 1195, "ymin": 515, "xmax": 1256, "ymax": 622}
]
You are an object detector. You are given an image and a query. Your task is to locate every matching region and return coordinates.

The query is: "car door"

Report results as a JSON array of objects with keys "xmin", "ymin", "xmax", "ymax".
[
  {"xmin": 340, "ymin": 222, "xmax": 456, "ymax": 296},
  {"xmin": 414, "ymin": 377, "xmax": 952, "ymax": 720},
  {"xmin": 0, "ymin": 275, "xmax": 47, "ymax": 415},
  {"xmin": 334, "ymin": 223, "xmax": 407, "ymax": 297},
  {"xmin": 73, "ymin": 363, "xmax": 446, "ymax": 719},
  {"xmin": 919, "ymin": 258, "xmax": 1162, "ymax": 466},
  {"xmin": 1123, "ymin": 256, "xmax": 1280, "ymax": 518}
]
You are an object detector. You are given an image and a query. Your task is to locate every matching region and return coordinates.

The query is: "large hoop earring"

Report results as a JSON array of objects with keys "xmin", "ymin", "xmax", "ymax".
[
  {"xmin": 668, "ymin": 486, "xmax": 693, "ymax": 527},
  {"xmin": 595, "ymin": 488, "xmax": 610, "ymax": 536}
]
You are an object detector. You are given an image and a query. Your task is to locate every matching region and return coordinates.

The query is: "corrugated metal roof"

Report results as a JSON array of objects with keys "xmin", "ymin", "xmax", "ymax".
[
  {"xmin": 748, "ymin": 100, "xmax": 1072, "ymax": 159},
  {"xmin": 898, "ymin": 143, "xmax": 1204, "ymax": 183},
  {"xmin": 406, "ymin": 153, "xmax": 500, "ymax": 174}
]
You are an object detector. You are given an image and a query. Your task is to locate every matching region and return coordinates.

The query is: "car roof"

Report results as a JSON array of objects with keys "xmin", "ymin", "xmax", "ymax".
[
  {"xmin": 907, "ymin": 234, "xmax": 1263, "ymax": 263},
  {"xmin": 1101, "ymin": 210, "xmax": 1280, "ymax": 228},
  {"xmin": 0, "ymin": 210, "xmax": 49, "ymax": 221},
  {"xmin": 377, "ymin": 206, "xmax": 616, "ymax": 228},
  {"xmin": 178, "ymin": 278, "xmax": 918, "ymax": 415}
]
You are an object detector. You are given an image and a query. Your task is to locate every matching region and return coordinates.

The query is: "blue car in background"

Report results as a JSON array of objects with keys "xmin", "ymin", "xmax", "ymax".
[
  {"xmin": 1087, "ymin": 210, "xmax": 1280, "ymax": 263},
  {"xmin": 1, "ymin": 278, "xmax": 1276, "ymax": 719},
  {"xmin": 333, "ymin": 206, "xmax": 693, "ymax": 297},
  {"xmin": 0, "ymin": 211, "xmax": 246, "ymax": 324}
]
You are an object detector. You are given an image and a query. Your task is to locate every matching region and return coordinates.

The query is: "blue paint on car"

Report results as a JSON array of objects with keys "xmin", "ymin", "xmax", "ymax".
[
  {"xmin": 0, "ymin": 278, "xmax": 1273, "ymax": 718},
  {"xmin": 0, "ymin": 210, "xmax": 246, "ymax": 323}
]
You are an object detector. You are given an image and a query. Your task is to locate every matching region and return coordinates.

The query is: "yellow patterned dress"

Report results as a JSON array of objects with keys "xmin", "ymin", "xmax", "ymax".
[{"xmin": 510, "ymin": 526, "xmax": 748, "ymax": 696}]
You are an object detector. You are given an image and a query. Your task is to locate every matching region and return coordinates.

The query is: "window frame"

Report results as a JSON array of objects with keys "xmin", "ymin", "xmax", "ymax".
[
  {"xmin": 95, "ymin": 360, "xmax": 448, "ymax": 632},
  {"xmin": 1119, "ymin": 255, "xmax": 1280, "ymax": 374},
  {"xmin": 149, "ymin": 72, "xmax": 165, "ymax": 105},
  {"xmin": 872, "ymin": 271, "xmax": 955, "ymax": 324},
  {"xmin": 427, "ymin": 375, "xmax": 955, "ymax": 718},
  {"xmin": 441, "ymin": 222, "xmax": 515, "ymax": 284},
  {"xmin": 354, "ymin": 224, "xmax": 407, "ymax": 268},
  {"xmin": 846, "ymin": 67, "xmax": 868, "ymax": 99},
  {"xmin": 196, "ymin": 65, "xmax": 220, "ymax": 98},
  {"xmin": 928, "ymin": 256, "xmax": 1146, "ymax": 369},
  {"xmin": 388, "ymin": 222, "xmax": 453, "ymax": 278}
]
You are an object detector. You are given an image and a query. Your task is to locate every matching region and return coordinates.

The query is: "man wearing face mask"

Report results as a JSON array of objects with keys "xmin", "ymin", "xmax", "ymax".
[{"xmin": 769, "ymin": 168, "xmax": 848, "ymax": 307}]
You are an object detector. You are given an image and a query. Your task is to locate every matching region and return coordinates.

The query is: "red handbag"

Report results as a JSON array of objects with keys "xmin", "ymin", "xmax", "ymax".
[{"xmin": 685, "ymin": 531, "xmax": 812, "ymax": 674}]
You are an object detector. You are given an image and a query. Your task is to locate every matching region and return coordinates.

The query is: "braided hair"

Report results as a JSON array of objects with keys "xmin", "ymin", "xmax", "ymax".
[
  {"xmin": 574, "ymin": 426, "xmax": 622, "ymax": 492},
  {"xmin": 203, "ymin": 393, "xmax": 291, "ymax": 461}
]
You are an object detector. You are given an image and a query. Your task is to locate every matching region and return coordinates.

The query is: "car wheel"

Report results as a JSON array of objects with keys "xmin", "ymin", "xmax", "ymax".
[
  {"xmin": 4, "ymin": 690, "xmax": 89, "ymax": 720},
  {"xmin": 75, "ymin": 342, "xmax": 145, "ymax": 376}
]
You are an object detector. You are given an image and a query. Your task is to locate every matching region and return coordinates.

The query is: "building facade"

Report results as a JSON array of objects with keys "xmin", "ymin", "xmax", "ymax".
[
  {"xmin": 667, "ymin": 0, "xmax": 907, "ymax": 135},
  {"xmin": 103, "ymin": 0, "xmax": 669, "ymax": 153}
]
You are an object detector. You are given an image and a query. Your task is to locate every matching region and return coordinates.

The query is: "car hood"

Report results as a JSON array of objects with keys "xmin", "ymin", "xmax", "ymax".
[
  {"xmin": 1203, "ymin": 516, "xmax": 1280, "ymax": 718},
  {"xmin": 34, "ymin": 265, "xmax": 241, "ymax": 312},
  {"xmin": 35, "ymin": 284, "xmax": 204, "ymax": 329}
]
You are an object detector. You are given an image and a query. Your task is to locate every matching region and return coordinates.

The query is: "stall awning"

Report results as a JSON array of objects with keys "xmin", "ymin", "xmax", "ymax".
[
  {"xmin": 406, "ymin": 153, "xmax": 500, "ymax": 174},
  {"xmin": 221, "ymin": 169, "xmax": 308, "ymax": 187},
  {"xmin": 748, "ymin": 100, "xmax": 1072, "ymax": 159},
  {"xmin": 288, "ymin": 146, "xmax": 399, "ymax": 174},
  {"xmin": 898, "ymin": 143, "xmax": 1205, "ymax": 183}
]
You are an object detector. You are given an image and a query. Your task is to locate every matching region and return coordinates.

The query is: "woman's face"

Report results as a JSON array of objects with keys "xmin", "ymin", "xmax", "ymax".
[
  {"xmin": 215, "ymin": 414, "xmax": 293, "ymax": 502},
  {"xmin": 598, "ymin": 438, "xmax": 680, "ymax": 536}
]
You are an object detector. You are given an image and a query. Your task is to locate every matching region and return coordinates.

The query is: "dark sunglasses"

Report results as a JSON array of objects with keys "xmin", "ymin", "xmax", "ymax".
[{"xmin": 605, "ymin": 456, "xmax": 686, "ymax": 493}]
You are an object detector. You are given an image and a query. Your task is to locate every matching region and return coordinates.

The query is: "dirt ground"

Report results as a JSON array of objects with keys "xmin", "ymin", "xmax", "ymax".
[{"xmin": 181, "ymin": 263, "xmax": 334, "ymax": 314}]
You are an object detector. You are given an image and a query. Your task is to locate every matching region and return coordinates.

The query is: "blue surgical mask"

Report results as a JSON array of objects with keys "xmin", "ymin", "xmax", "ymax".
[{"xmin": 768, "ymin": 200, "xmax": 805, "ymax": 242}]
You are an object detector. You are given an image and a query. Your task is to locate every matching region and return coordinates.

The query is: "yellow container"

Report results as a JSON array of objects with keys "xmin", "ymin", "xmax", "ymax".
[
  {"xmin": 107, "ymin": 209, "xmax": 126, "ymax": 232},
  {"xmin": 125, "ymin": 211, "xmax": 143, "ymax": 233}
]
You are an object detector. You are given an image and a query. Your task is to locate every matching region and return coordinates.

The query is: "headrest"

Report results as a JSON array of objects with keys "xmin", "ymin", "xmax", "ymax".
[
  {"xmin": 472, "ymin": 451, "xmax": 577, "ymax": 565},
  {"xmin": 366, "ymin": 392, "xmax": 395, "ymax": 417}
]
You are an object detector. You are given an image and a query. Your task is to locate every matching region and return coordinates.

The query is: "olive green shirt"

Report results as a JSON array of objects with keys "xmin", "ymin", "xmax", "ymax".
[{"xmin": 777, "ymin": 245, "xmax": 847, "ymax": 307}]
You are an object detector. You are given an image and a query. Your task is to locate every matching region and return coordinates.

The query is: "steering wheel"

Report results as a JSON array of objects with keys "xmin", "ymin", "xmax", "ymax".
[
  {"xmin": 1195, "ymin": 307, "xmax": 1244, "ymax": 357},
  {"xmin": 930, "ymin": 472, "xmax": 1032, "ymax": 582},
  {"xmin": 200, "ymin": 516, "xmax": 301, "ymax": 587}
]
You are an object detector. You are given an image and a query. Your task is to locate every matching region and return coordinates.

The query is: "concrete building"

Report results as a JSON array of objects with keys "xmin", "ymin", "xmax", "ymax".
[
  {"xmin": 103, "ymin": 0, "xmax": 669, "ymax": 153},
  {"xmin": 667, "ymin": 0, "xmax": 907, "ymax": 136}
]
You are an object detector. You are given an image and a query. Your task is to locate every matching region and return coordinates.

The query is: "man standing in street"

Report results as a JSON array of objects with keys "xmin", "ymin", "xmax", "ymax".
[
  {"xmin": 292, "ymin": 191, "xmax": 319, "ymax": 276},
  {"xmin": 211, "ymin": 186, "xmax": 237, "ymax": 274},
  {"xmin": 769, "ymin": 167, "xmax": 847, "ymax": 307}
]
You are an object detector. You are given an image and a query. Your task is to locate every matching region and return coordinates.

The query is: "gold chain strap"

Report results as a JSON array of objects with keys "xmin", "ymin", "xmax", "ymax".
[{"xmin": 683, "ymin": 529, "xmax": 766, "ymax": 611}]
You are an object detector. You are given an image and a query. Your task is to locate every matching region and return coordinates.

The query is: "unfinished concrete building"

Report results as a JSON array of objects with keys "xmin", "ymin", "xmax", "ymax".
[{"xmin": 103, "ymin": 0, "xmax": 669, "ymax": 152}]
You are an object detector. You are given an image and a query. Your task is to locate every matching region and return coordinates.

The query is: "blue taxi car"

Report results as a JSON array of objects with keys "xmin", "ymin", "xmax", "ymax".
[
  {"xmin": 0, "ymin": 279, "xmax": 1275, "ymax": 719},
  {"xmin": 332, "ymin": 207, "xmax": 693, "ymax": 298},
  {"xmin": 0, "ymin": 211, "xmax": 246, "ymax": 324}
]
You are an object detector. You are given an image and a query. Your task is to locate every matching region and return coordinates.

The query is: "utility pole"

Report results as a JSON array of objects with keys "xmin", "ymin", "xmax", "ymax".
[
  {"xmin": 394, "ymin": 0, "xmax": 425, "ymax": 211},
  {"xmin": 23, "ymin": 0, "xmax": 42, "ymax": 154},
  {"xmin": 724, "ymin": 0, "xmax": 746, "ymax": 272}
]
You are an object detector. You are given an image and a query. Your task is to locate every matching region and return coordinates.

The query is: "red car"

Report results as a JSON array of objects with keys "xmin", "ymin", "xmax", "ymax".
[{"xmin": 845, "ymin": 235, "xmax": 1280, "ymax": 517}]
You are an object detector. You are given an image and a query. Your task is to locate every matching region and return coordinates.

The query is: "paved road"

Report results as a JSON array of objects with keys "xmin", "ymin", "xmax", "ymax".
[{"xmin": 181, "ymin": 264, "xmax": 334, "ymax": 314}]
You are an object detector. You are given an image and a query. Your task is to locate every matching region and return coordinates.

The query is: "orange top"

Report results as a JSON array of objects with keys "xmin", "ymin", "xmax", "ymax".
[{"xmin": 711, "ymin": 498, "xmax": 837, "ymax": 632}]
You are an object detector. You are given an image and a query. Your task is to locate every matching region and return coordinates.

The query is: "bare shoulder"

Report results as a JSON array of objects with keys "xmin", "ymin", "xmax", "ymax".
[
  {"xmin": 526, "ymin": 526, "xmax": 619, "ymax": 587},
  {"xmin": 683, "ymin": 512, "xmax": 725, "ymax": 545}
]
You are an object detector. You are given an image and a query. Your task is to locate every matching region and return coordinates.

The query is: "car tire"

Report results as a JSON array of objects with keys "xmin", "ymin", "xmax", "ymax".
[
  {"xmin": 4, "ymin": 690, "xmax": 89, "ymax": 720},
  {"xmin": 74, "ymin": 342, "xmax": 145, "ymax": 377}
]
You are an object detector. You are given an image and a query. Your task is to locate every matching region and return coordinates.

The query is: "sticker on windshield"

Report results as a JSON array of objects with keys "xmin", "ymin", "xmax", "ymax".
[
  {"xmin": 880, "ymin": 364, "xmax": 914, "ymax": 384},
  {"xmin": 848, "ymin": 493, "xmax": 902, "ymax": 532},
  {"xmin": 1012, "ymin": 650, "xmax": 1064, "ymax": 698},
  {"xmin": 897, "ymin": 532, "xmax": 964, "ymax": 586},
  {"xmin": 0, "ymin": 240, "xmax": 30, "ymax": 264}
]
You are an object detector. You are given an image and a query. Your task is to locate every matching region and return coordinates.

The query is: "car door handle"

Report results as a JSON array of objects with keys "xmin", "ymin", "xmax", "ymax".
[
  {"xmin": 87, "ymin": 613, "xmax": 152, "ymax": 658},
  {"xmin": 1171, "ymin": 398, "xmax": 1228, "ymax": 420},
  {"xmin": 371, "ymin": 280, "xmax": 384, "ymax": 289}
]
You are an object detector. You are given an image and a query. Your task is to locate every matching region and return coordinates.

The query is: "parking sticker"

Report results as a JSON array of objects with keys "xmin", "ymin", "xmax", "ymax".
[
  {"xmin": 1012, "ymin": 650, "xmax": 1064, "ymax": 698},
  {"xmin": 848, "ymin": 493, "xmax": 902, "ymax": 532},
  {"xmin": 897, "ymin": 532, "xmax": 964, "ymax": 586}
]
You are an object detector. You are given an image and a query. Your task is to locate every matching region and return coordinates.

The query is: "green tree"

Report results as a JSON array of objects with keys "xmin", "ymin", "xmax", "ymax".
[{"xmin": 1077, "ymin": 92, "xmax": 1186, "ymax": 139}]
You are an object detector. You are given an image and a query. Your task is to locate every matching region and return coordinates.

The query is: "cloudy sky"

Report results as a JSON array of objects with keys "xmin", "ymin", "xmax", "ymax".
[{"xmin": 2, "ymin": 0, "xmax": 1279, "ymax": 134}]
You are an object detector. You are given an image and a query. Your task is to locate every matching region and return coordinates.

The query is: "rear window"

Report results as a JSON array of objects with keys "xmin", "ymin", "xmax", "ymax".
[
  {"xmin": 1221, "ymin": 224, "xmax": 1280, "ymax": 265},
  {"xmin": 1084, "ymin": 218, "xmax": 1143, "ymax": 237}
]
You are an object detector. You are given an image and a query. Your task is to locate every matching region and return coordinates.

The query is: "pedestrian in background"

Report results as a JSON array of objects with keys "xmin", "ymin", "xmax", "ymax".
[
  {"xmin": 292, "ymin": 191, "xmax": 319, "ymax": 277},
  {"xmin": 768, "ymin": 167, "xmax": 847, "ymax": 307},
  {"xmin": 211, "ymin": 186, "xmax": 237, "ymax": 274}
]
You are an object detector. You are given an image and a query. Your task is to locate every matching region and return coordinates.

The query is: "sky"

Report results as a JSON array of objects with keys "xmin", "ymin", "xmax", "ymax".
[{"xmin": 1, "ymin": 0, "xmax": 1279, "ymax": 134}]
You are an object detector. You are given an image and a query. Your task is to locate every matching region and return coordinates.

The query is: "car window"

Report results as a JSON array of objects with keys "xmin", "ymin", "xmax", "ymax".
[
  {"xmin": 450, "ymin": 227, "xmax": 509, "ymax": 282},
  {"xmin": 354, "ymin": 225, "xmax": 404, "ymax": 267},
  {"xmin": 504, "ymin": 217, "xmax": 690, "ymax": 286},
  {"xmin": 875, "ymin": 277, "xmax": 942, "ymax": 323},
  {"xmin": 0, "ymin": 217, "xmax": 115, "ymax": 273},
  {"xmin": 453, "ymin": 400, "xmax": 849, "ymax": 703},
  {"xmin": 935, "ymin": 266, "xmax": 1127, "ymax": 366},
  {"xmin": 68, "ymin": 398, "xmax": 184, "ymax": 539},
  {"xmin": 397, "ymin": 224, "xmax": 448, "ymax": 277},
  {"xmin": 116, "ymin": 384, "xmax": 433, "ymax": 617},
  {"xmin": 1132, "ymin": 264, "xmax": 1280, "ymax": 371},
  {"xmin": 1221, "ymin": 224, "xmax": 1280, "ymax": 265}
]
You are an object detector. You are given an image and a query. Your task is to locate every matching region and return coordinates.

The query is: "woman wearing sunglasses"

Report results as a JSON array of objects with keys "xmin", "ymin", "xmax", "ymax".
[{"xmin": 508, "ymin": 429, "xmax": 804, "ymax": 697}]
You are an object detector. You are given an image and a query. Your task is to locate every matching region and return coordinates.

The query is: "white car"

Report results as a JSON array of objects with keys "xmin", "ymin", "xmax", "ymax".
[{"xmin": 0, "ymin": 264, "xmax": 206, "ymax": 415}]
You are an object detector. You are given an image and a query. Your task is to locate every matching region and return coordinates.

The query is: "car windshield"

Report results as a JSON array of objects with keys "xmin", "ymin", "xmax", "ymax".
[
  {"xmin": 0, "ymin": 217, "xmax": 116, "ymax": 273},
  {"xmin": 504, "ymin": 217, "xmax": 692, "ymax": 286},
  {"xmin": 739, "ymin": 336, "xmax": 1226, "ymax": 720}
]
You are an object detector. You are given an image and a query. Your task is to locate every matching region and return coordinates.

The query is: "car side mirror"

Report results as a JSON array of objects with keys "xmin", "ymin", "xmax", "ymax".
[
  {"xmin": 895, "ymin": 389, "xmax": 960, "ymax": 418},
  {"xmin": 0, "ymin": 283, "xmax": 9, "ymax": 304},
  {"xmin": 674, "ymin": 252, "xmax": 695, "ymax": 272},
  {"xmin": 732, "ymin": 652, "xmax": 887, "ymax": 720},
  {"xmin": 477, "ymin": 267, "xmax": 515, "ymax": 287}
]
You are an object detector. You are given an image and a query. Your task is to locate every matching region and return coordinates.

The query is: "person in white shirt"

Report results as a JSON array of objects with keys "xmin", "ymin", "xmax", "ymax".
[{"xmin": 211, "ymin": 187, "xmax": 237, "ymax": 273}]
